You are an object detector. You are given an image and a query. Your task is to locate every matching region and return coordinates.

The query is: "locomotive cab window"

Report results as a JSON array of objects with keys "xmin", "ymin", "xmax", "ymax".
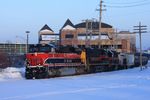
[
  {"xmin": 39, "ymin": 46, "xmax": 51, "ymax": 52},
  {"xmin": 29, "ymin": 46, "xmax": 38, "ymax": 53},
  {"xmin": 45, "ymin": 59, "xmax": 65, "ymax": 64}
]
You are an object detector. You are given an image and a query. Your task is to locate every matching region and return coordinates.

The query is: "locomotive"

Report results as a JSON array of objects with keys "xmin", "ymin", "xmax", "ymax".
[
  {"xmin": 25, "ymin": 44, "xmax": 148, "ymax": 79},
  {"xmin": 25, "ymin": 44, "xmax": 85, "ymax": 79}
]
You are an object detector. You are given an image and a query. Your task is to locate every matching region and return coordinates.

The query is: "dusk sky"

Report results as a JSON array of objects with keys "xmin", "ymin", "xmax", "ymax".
[{"xmin": 0, "ymin": 0, "xmax": 150, "ymax": 49}]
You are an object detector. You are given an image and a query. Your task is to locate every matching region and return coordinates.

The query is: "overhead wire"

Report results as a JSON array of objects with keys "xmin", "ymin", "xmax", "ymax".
[
  {"xmin": 105, "ymin": 0, "xmax": 149, "ymax": 5},
  {"xmin": 106, "ymin": 3, "xmax": 150, "ymax": 8},
  {"xmin": 104, "ymin": 0, "xmax": 150, "ymax": 8},
  {"xmin": 102, "ymin": 1, "xmax": 150, "ymax": 33}
]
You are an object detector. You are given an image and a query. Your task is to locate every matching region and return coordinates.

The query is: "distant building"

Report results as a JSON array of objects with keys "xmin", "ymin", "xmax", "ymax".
[
  {"xmin": 38, "ymin": 24, "xmax": 59, "ymax": 45},
  {"xmin": 60, "ymin": 19, "xmax": 136, "ymax": 53},
  {"xmin": 0, "ymin": 43, "xmax": 26, "ymax": 55},
  {"xmin": 116, "ymin": 31, "xmax": 136, "ymax": 53},
  {"xmin": 144, "ymin": 49, "xmax": 150, "ymax": 54},
  {"xmin": 38, "ymin": 19, "xmax": 136, "ymax": 53},
  {"xmin": 0, "ymin": 43, "xmax": 27, "ymax": 67}
]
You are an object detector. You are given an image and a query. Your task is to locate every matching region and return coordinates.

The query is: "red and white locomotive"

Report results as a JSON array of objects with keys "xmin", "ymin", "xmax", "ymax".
[{"xmin": 25, "ymin": 44, "xmax": 85, "ymax": 79}]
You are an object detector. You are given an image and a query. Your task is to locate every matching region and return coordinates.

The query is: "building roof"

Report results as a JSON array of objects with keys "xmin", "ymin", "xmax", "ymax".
[
  {"xmin": 61, "ymin": 19, "xmax": 75, "ymax": 30},
  {"xmin": 118, "ymin": 31, "xmax": 132, "ymax": 34},
  {"xmin": 75, "ymin": 22, "xmax": 112, "ymax": 29},
  {"xmin": 40, "ymin": 24, "xmax": 54, "ymax": 32}
]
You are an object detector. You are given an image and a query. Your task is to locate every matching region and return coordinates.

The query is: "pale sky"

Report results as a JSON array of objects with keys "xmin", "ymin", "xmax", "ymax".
[{"xmin": 0, "ymin": 0, "xmax": 150, "ymax": 49}]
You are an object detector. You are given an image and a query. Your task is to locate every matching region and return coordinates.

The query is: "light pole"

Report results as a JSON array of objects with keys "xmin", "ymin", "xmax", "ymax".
[{"xmin": 26, "ymin": 31, "xmax": 30, "ymax": 53}]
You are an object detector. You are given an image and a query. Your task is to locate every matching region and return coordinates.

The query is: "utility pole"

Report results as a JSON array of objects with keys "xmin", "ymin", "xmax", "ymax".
[
  {"xmin": 134, "ymin": 22, "xmax": 147, "ymax": 70},
  {"xmin": 114, "ymin": 29, "xmax": 118, "ymax": 51},
  {"xmin": 82, "ymin": 19, "xmax": 92, "ymax": 48},
  {"xmin": 85, "ymin": 18, "xmax": 96, "ymax": 48},
  {"xmin": 96, "ymin": 0, "xmax": 106, "ymax": 48},
  {"xmin": 89, "ymin": 20, "xmax": 93, "ymax": 48},
  {"xmin": 85, "ymin": 19, "xmax": 89, "ymax": 48}
]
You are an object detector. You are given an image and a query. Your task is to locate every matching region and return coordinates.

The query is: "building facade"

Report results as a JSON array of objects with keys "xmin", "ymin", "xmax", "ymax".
[
  {"xmin": 60, "ymin": 19, "xmax": 136, "ymax": 53},
  {"xmin": 38, "ymin": 24, "xmax": 59, "ymax": 45},
  {"xmin": 37, "ymin": 19, "xmax": 136, "ymax": 53},
  {"xmin": 116, "ymin": 31, "xmax": 136, "ymax": 53}
]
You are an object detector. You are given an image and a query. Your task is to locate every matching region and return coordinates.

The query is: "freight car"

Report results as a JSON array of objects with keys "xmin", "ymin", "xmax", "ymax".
[
  {"xmin": 134, "ymin": 53, "xmax": 149, "ymax": 66},
  {"xmin": 25, "ymin": 44, "xmax": 148, "ymax": 79}
]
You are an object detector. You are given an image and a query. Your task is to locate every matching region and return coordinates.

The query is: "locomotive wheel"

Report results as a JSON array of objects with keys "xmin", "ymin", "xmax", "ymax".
[
  {"xmin": 75, "ymin": 67, "xmax": 85, "ymax": 74},
  {"xmin": 25, "ymin": 72, "xmax": 33, "ymax": 79},
  {"xmin": 35, "ymin": 67, "xmax": 48, "ymax": 79},
  {"xmin": 25, "ymin": 68, "xmax": 33, "ymax": 79}
]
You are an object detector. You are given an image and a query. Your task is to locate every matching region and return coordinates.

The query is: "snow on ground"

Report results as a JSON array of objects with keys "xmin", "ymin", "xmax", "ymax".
[
  {"xmin": 0, "ymin": 63, "xmax": 150, "ymax": 100},
  {"xmin": 0, "ymin": 67, "xmax": 24, "ymax": 81}
]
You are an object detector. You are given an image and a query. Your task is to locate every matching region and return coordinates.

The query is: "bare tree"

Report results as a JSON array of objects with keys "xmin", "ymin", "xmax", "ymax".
[{"xmin": 0, "ymin": 52, "xmax": 11, "ymax": 68}]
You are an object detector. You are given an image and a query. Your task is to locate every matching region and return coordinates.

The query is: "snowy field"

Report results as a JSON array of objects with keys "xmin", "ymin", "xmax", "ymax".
[{"xmin": 0, "ymin": 64, "xmax": 150, "ymax": 100}]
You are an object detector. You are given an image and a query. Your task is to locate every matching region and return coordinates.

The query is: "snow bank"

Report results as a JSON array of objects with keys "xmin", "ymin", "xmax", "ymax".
[
  {"xmin": 0, "ymin": 67, "xmax": 150, "ymax": 100},
  {"xmin": 0, "ymin": 67, "xmax": 24, "ymax": 81}
]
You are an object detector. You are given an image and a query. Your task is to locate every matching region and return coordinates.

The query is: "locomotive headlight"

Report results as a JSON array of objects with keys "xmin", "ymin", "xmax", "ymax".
[{"xmin": 35, "ymin": 52, "xmax": 37, "ymax": 56}]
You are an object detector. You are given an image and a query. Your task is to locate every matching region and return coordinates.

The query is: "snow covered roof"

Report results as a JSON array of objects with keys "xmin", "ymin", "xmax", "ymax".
[
  {"xmin": 40, "ymin": 29, "xmax": 54, "ymax": 34},
  {"xmin": 62, "ymin": 25, "xmax": 76, "ymax": 30},
  {"xmin": 61, "ymin": 19, "xmax": 75, "ymax": 30},
  {"xmin": 40, "ymin": 24, "xmax": 54, "ymax": 33}
]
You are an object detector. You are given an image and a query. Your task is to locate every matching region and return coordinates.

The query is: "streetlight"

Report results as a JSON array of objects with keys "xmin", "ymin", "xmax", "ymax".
[{"xmin": 26, "ymin": 31, "xmax": 30, "ymax": 53}]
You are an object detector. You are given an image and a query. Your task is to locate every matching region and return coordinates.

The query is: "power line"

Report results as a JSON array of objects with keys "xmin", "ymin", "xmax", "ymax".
[
  {"xmin": 105, "ymin": 0, "xmax": 149, "ymax": 5},
  {"xmin": 106, "ymin": 2, "xmax": 150, "ymax": 8}
]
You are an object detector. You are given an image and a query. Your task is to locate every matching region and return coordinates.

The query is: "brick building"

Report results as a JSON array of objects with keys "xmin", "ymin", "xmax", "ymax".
[
  {"xmin": 60, "ymin": 19, "xmax": 136, "ymax": 53},
  {"xmin": 116, "ymin": 31, "xmax": 136, "ymax": 53}
]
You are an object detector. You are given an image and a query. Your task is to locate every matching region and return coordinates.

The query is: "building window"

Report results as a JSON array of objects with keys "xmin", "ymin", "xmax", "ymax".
[
  {"xmin": 41, "ymin": 35, "xmax": 59, "ymax": 41},
  {"xmin": 65, "ymin": 34, "xmax": 74, "ymax": 39},
  {"xmin": 77, "ymin": 33, "xmax": 88, "ymax": 40},
  {"xmin": 118, "ymin": 45, "xmax": 122, "ymax": 49}
]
